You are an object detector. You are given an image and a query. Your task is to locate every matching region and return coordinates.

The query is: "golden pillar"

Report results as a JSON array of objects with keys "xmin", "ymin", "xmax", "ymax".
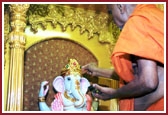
[
  {"xmin": 6, "ymin": 4, "xmax": 29, "ymax": 111},
  {"xmin": 4, "ymin": 10, "xmax": 10, "ymax": 68}
]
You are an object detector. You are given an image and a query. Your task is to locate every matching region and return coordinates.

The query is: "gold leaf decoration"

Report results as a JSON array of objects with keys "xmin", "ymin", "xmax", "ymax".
[{"xmin": 28, "ymin": 4, "xmax": 118, "ymax": 44}]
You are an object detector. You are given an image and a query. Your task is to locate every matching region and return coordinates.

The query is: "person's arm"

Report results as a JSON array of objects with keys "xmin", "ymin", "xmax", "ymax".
[
  {"xmin": 92, "ymin": 67, "xmax": 119, "ymax": 80},
  {"xmin": 93, "ymin": 58, "xmax": 159, "ymax": 100},
  {"xmin": 134, "ymin": 65, "xmax": 164, "ymax": 111},
  {"xmin": 82, "ymin": 63, "xmax": 119, "ymax": 80}
]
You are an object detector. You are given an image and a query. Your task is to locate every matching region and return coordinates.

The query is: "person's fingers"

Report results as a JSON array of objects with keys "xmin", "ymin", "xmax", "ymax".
[
  {"xmin": 87, "ymin": 71, "xmax": 92, "ymax": 75},
  {"xmin": 87, "ymin": 71, "xmax": 97, "ymax": 77},
  {"xmin": 82, "ymin": 63, "xmax": 98, "ymax": 77},
  {"xmin": 92, "ymin": 84, "xmax": 105, "ymax": 93},
  {"xmin": 82, "ymin": 64, "xmax": 92, "ymax": 74},
  {"xmin": 82, "ymin": 64, "xmax": 90, "ymax": 70},
  {"xmin": 94, "ymin": 92, "xmax": 109, "ymax": 101},
  {"xmin": 81, "ymin": 69, "xmax": 87, "ymax": 74},
  {"xmin": 94, "ymin": 93, "xmax": 104, "ymax": 100}
]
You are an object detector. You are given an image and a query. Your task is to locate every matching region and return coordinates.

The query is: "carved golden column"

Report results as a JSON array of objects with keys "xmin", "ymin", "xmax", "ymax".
[
  {"xmin": 6, "ymin": 4, "xmax": 29, "ymax": 111},
  {"xmin": 4, "ymin": 10, "xmax": 9, "ymax": 68}
]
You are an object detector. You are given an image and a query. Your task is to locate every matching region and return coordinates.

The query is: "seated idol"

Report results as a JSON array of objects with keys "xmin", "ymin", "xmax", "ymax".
[{"xmin": 38, "ymin": 59, "xmax": 92, "ymax": 111}]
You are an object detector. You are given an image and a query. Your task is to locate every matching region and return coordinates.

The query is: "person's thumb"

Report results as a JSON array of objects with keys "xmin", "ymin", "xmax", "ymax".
[{"xmin": 92, "ymin": 84, "xmax": 104, "ymax": 92}]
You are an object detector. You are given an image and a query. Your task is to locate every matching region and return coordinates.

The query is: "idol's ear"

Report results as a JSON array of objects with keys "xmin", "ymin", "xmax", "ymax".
[
  {"xmin": 80, "ymin": 77, "xmax": 90, "ymax": 94},
  {"xmin": 53, "ymin": 76, "xmax": 65, "ymax": 93}
]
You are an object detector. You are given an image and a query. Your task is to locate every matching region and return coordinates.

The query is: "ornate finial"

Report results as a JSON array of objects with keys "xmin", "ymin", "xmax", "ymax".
[{"xmin": 61, "ymin": 59, "xmax": 82, "ymax": 77}]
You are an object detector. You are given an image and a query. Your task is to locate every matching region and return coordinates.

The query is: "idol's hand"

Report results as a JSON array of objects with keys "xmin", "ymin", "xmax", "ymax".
[
  {"xmin": 39, "ymin": 81, "xmax": 49, "ymax": 97},
  {"xmin": 92, "ymin": 84, "xmax": 117, "ymax": 101}
]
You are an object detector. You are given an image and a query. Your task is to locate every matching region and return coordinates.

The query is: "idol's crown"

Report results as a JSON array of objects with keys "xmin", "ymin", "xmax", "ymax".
[{"xmin": 61, "ymin": 59, "xmax": 82, "ymax": 77}]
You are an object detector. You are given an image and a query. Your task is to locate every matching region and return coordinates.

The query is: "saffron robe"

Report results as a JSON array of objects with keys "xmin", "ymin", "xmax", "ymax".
[{"xmin": 111, "ymin": 4, "xmax": 164, "ymax": 111}]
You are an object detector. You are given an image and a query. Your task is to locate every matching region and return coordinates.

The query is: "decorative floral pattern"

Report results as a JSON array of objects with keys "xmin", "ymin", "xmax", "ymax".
[{"xmin": 23, "ymin": 39, "xmax": 97, "ymax": 111}]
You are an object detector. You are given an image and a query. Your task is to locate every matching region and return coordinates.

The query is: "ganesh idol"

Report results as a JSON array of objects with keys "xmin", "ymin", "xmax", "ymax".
[{"xmin": 38, "ymin": 59, "xmax": 92, "ymax": 111}]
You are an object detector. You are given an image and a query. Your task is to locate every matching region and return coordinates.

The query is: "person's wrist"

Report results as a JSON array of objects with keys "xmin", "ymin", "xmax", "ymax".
[{"xmin": 110, "ymin": 89, "xmax": 118, "ymax": 99}]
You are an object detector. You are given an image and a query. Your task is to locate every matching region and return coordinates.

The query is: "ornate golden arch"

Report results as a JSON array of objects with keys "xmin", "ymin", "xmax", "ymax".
[
  {"xmin": 4, "ymin": 4, "xmax": 119, "ymax": 111},
  {"xmin": 4, "ymin": 3, "xmax": 164, "ymax": 111}
]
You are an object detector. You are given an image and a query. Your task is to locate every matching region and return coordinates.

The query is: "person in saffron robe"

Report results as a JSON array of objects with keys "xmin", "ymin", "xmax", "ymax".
[{"xmin": 82, "ymin": 4, "xmax": 164, "ymax": 111}]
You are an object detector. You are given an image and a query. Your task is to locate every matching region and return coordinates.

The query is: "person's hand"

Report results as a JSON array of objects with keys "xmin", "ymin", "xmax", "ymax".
[
  {"xmin": 82, "ymin": 63, "xmax": 98, "ymax": 76},
  {"xmin": 92, "ymin": 84, "xmax": 117, "ymax": 101}
]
